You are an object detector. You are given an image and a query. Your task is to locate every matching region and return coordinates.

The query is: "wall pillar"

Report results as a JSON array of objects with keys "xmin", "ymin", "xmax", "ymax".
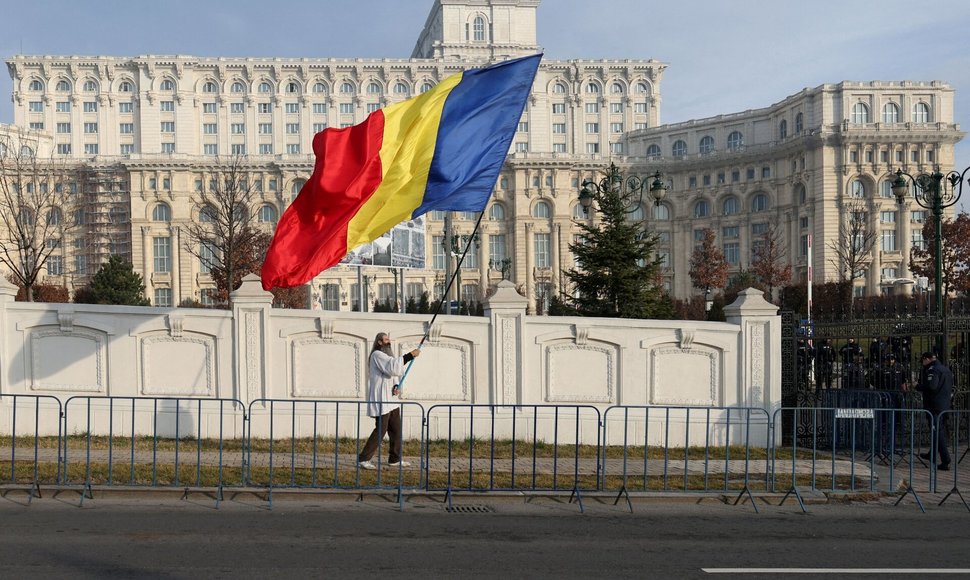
[
  {"xmin": 0, "ymin": 277, "xmax": 17, "ymax": 394},
  {"xmin": 484, "ymin": 280, "xmax": 528, "ymax": 405},
  {"xmin": 231, "ymin": 273, "xmax": 274, "ymax": 405},
  {"xmin": 725, "ymin": 287, "xmax": 781, "ymax": 420}
]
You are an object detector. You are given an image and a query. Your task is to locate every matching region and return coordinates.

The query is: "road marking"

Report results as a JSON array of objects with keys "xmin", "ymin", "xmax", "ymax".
[{"xmin": 703, "ymin": 570, "xmax": 970, "ymax": 575}]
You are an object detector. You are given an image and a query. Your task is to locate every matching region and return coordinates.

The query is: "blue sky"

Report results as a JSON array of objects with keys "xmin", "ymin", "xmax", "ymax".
[{"xmin": 3, "ymin": 0, "xmax": 970, "ymax": 205}]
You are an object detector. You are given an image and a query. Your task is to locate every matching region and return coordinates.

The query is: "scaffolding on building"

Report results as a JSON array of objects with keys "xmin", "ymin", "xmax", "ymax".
[{"xmin": 73, "ymin": 164, "xmax": 131, "ymax": 285}]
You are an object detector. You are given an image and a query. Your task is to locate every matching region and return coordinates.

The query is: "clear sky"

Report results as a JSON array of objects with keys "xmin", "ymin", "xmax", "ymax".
[{"xmin": 3, "ymin": 0, "xmax": 970, "ymax": 204}]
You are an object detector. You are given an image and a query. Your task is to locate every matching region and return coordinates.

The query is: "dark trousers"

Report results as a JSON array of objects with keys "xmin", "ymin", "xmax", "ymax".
[
  {"xmin": 930, "ymin": 412, "xmax": 951, "ymax": 466},
  {"xmin": 359, "ymin": 408, "xmax": 402, "ymax": 464}
]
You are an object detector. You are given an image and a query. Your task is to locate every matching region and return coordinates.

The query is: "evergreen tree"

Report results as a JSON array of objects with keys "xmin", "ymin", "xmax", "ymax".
[
  {"xmin": 561, "ymin": 166, "xmax": 673, "ymax": 319},
  {"xmin": 75, "ymin": 255, "xmax": 150, "ymax": 306}
]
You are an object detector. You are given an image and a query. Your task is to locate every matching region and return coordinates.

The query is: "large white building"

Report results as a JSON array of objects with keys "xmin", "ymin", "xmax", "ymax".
[{"xmin": 3, "ymin": 0, "xmax": 963, "ymax": 310}]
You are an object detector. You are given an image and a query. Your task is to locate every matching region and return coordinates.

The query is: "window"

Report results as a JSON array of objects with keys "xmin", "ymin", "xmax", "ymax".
[
  {"xmin": 672, "ymin": 140, "xmax": 687, "ymax": 158},
  {"xmin": 83, "ymin": 101, "xmax": 97, "ymax": 113},
  {"xmin": 83, "ymin": 144, "xmax": 99, "ymax": 155},
  {"xmin": 285, "ymin": 103, "xmax": 299, "ymax": 114},
  {"xmin": 717, "ymin": 172, "xmax": 725, "ymax": 184},
  {"xmin": 586, "ymin": 82, "xmax": 600, "ymax": 94},
  {"xmin": 161, "ymin": 121, "xmax": 175, "ymax": 133},
  {"xmin": 230, "ymin": 102, "xmax": 244, "ymax": 114},
  {"xmin": 489, "ymin": 204, "xmax": 505, "ymax": 221},
  {"xmin": 28, "ymin": 122, "xmax": 43, "ymax": 130},
  {"xmin": 517, "ymin": 121, "xmax": 528, "ymax": 133},
  {"xmin": 723, "ymin": 226, "xmax": 739, "ymax": 239},
  {"xmin": 83, "ymin": 122, "xmax": 98, "ymax": 134},
  {"xmin": 585, "ymin": 102, "xmax": 599, "ymax": 114},
  {"xmin": 699, "ymin": 135, "xmax": 715, "ymax": 155},
  {"xmin": 780, "ymin": 120, "xmax": 788, "ymax": 139},
  {"xmin": 432, "ymin": 235, "xmax": 446, "ymax": 269},
  {"xmin": 119, "ymin": 81, "xmax": 134, "ymax": 93},
  {"xmin": 553, "ymin": 82, "xmax": 566, "ymax": 94},
  {"xmin": 585, "ymin": 143, "xmax": 599, "ymax": 154},
  {"xmin": 56, "ymin": 122, "xmax": 71, "ymax": 133},
  {"xmin": 646, "ymin": 144, "xmax": 661, "ymax": 160},
  {"xmin": 201, "ymin": 81, "xmax": 217, "ymax": 93},
  {"xmin": 286, "ymin": 123, "xmax": 300, "ymax": 134},
  {"xmin": 202, "ymin": 123, "xmax": 217, "ymax": 135},
  {"xmin": 154, "ymin": 288, "xmax": 172, "ymax": 307},
  {"xmin": 912, "ymin": 230, "xmax": 925, "ymax": 251},
  {"xmin": 365, "ymin": 103, "xmax": 380, "ymax": 114},
  {"xmin": 611, "ymin": 122, "xmax": 624, "ymax": 133},
  {"xmin": 723, "ymin": 242, "xmax": 740, "ymax": 265},
  {"xmin": 727, "ymin": 131, "xmax": 744, "ymax": 151},
  {"xmin": 203, "ymin": 144, "xmax": 218, "ymax": 155},
  {"xmin": 851, "ymin": 102, "xmax": 870, "ymax": 124},
  {"xmin": 534, "ymin": 233, "xmax": 551, "ymax": 267},
  {"xmin": 257, "ymin": 82, "xmax": 272, "ymax": 94},
  {"xmin": 393, "ymin": 82, "xmax": 409, "ymax": 96},
  {"xmin": 913, "ymin": 102, "xmax": 930, "ymax": 123},
  {"xmin": 881, "ymin": 102, "xmax": 900, "ymax": 124},
  {"xmin": 688, "ymin": 176, "xmax": 697, "ymax": 188},
  {"xmin": 653, "ymin": 203, "xmax": 670, "ymax": 221},
  {"xmin": 532, "ymin": 201, "xmax": 551, "ymax": 218},
  {"xmin": 553, "ymin": 143, "xmax": 567, "ymax": 153},
  {"xmin": 56, "ymin": 80, "xmax": 71, "ymax": 92},
  {"xmin": 339, "ymin": 103, "xmax": 354, "ymax": 114},
  {"xmin": 258, "ymin": 103, "xmax": 272, "ymax": 114},
  {"xmin": 611, "ymin": 102, "xmax": 623, "ymax": 114},
  {"xmin": 312, "ymin": 103, "xmax": 326, "ymax": 114},
  {"xmin": 160, "ymin": 79, "xmax": 175, "ymax": 91},
  {"xmin": 722, "ymin": 197, "xmax": 739, "ymax": 215},
  {"xmin": 761, "ymin": 166, "xmax": 771, "ymax": 179},
  {"xmin": 29, "ymin": 79, "xmax": 43, "ymax": 91},
  {"xmin": 160, "ymin": 101, "xmax": 175, "ymax": 112},
  {"xmin": 752, "ymin": 193, "xmax": 769, "ymax": 212},
  {"xmin": 912, "ymin": 210, "xmax": 927, "ymax": 223},
  {"xmin": 693, "ymin": 200, "xmax": 710, "ymax": 218},
  {"xmin": 585, "ymin": 122, "xmax": 599, "ymax": 133},
  {"xmin": 56, "ymin": 101, "xmax": 70, "ymax": 113},
  {"xmin": 881, "ymin": 230, "xmax": 897, "ymax": 252},
  {"xmin": 340, "ymin": 82, "xmax": 355, "ymax": 94},
  {"xmin": 472, "ymin": 15, "xmax": 486, "ymax": 41},
  {"xmin": 120, "ymin": 144, "xmax": 135, "ymax": 155},
  {"xmin": 850, "ymin": 179, "xmax": 865, "ymax": 198},
  {"xmin": 153, "ymin": 237, "xmax": 171, "ymax": 273},
  {"xmin": 29, "ymin": 101, "xmax": 43, "ymax": 112},
  {"xmin": 800, "ymin": 216, "xmax": 809, "ymax": 229},
  {"xmin": 256, "ymin": 205, "xmax": 277, "ymax": 224},
  {"xmin": 232, "ymin": 144, "xmax": 246, "ymax": 155},
  {"xmin": 312, "ymin": 123, "xmax": 326, "ymax": 133},
  {"xmin": 552, "ymin": 103, "xmax": 566, "ymax": 114},
  {"xmin": 732, "ymin": 170, "xmax": 740, "ymax": 182},
  {"xmin": 47, "ymin": 255, "xmax": 63, "ymax": 276},
  {"xmin": 611, "ymin": 82, "xmax": 624, "ymax": 94},
  {"xmin": 462, "ymin": 243, "xmax": 479, "ymax": 269},
  {"xmin": 881, "ymin": 211, "xmax": 896, "ymax": 223},
  {"xmin": 420, "ymin": 82, "xmax": 434, "ymax": 94},
  {"xmin": 161, "ymin": 143, "xmax": 175, "ymax": 153},
  {"xmin": 552, "ymin": 123, "xmax": 566, "ymax": 134},
  {"xmin": 489, "ymin": 234, "xmax": 507, "ymax": 264},
  {"xmin": 286, "ymin": 144, "xmax": 301, "ymax": 154}
]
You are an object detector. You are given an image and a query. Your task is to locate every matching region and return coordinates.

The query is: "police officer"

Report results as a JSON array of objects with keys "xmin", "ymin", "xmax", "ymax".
[
  {"xmin": 916, "ymin": 351, "xmax": 953, "ymax": 471},
  {"xmin": 842, "ymin": 353, "xmax": 867, "ymax": 390},
  {"xmin": 816, "ymin": 338, "xmax": 836, "ymax": 389},
  {"xmin": 840, "ymin": 338, "xmax": 864, "ymax": 367},
  {"xmin": 878, "ymin": 353, "xmax": 908, "ymax": 391}
]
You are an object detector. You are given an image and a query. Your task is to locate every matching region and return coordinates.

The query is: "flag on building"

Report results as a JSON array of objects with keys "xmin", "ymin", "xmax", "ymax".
[{"xmin": 261, "ymin": 53, "xmax": 542, "ymax": 290}]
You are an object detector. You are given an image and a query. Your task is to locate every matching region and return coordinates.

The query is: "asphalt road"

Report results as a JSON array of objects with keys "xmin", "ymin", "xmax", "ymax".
[{"xmin": 1, "ymin": 492, "xmax": 969, "ymax": 579}]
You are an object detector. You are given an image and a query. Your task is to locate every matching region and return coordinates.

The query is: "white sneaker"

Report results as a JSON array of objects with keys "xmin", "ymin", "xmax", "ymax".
[
  {"xmin": 388, "ymin": 460, "xmax": 411, "ymax": 468},
  {"xmin": 358, "ymin": 460, "xmax": 377, "ymax": 470}
]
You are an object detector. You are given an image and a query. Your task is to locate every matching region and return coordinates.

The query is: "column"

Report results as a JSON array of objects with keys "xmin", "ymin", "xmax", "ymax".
[
  {"xmin": 899, "ymin": 201, "xmax": 912, "ymax": 283},
  {"xmin": 484, "ymin": 280, "xmax": 528, "ymax": 405},
  {"xmin": 524, "ymin": 222, "xmax": 534, "ymax": 314},
  {"xmin": 231, "ymin": 273, "xmax": 274, "ymax": 404},
  {"xmin": 478, "ymin": 231, "xmax": 489, "ymax": 301}
]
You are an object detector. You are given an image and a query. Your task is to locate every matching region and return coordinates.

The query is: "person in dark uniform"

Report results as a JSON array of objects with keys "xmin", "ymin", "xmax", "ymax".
[
  {"xmin": 878, "ymin": 353, "xmax": 908, "ymax": 391},
  {"xmin": 816, "ymin": 338, "xmax": 836, "ymax": 389},
  {"xmin": 796, "ymin": 339, "xmax": 815, "ymax": 384},
  {"xmin": 869, "ymin": 337, "xmax": 891, "ymax": 371},
  {"xmin": 842, "ymin": 353, "xmax": 867, "ymax": 390},
  {"xmin": 916, "ymin": 351, "xmax": 953, "ymax": 471},
  {"xmin": 840, "ymin": 338, "xmax": 864, "ymax": 367}
]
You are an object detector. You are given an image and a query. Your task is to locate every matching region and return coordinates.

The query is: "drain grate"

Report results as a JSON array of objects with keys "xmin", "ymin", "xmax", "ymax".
[{"xmin": 446, "ymin": 504, "xmax": 494, "ymax": 513}]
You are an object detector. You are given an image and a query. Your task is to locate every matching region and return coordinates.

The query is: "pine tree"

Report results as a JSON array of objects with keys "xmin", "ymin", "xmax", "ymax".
[
  {"xmin": 561, "ymin": 167, "xmax": 673, "ymax": 319},
  {"xmin": 75, "ymin": 255, "xmax": 150, "ymax": 306}
]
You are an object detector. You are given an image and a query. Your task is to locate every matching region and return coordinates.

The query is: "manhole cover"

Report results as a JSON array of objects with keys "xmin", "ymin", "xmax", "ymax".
[{"xmin": 445, "ymin": 505, "xmax": 494, "ymax": 513}]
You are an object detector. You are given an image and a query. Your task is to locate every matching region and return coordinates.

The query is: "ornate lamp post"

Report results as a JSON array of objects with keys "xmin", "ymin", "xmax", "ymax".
[
  {"xmin": 578, "ymin": 163, "xmax": 669, "ymax": 215},
  {"xmin": 892, "ymin": 166, "xmax": 969, "ymax": 356},
  {"xmin": 489, "ymin": 257, "xmax": 512, "ymax": 281},
  {"xmin": 443, "ymin": 231, "xmax": 480, "ymax": 314}
]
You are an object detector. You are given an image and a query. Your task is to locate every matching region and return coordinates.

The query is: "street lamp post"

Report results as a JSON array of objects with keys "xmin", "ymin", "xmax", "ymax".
[
  {"xmin": 443, "ymin": 231, "xmax": 480, "ymax": 314},
  {"xmin": 705, "ymin": 287, "xmax": 714, "ymax": 319},
  {"xmin": 892, "ymin": 166, "xmax": 970, "ymax": 357},
  {"xmin": 578, "ymin": 163, "xmax": 669, "ymax": 215},
  {"xmin": 489, "ymin": 257, "xmax": 512, "ymax": 281}
]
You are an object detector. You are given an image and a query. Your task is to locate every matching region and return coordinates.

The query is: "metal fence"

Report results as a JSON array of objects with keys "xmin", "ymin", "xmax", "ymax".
[{"xmin": 0, "ymin": 395, "xmax": 62, "ymax": 500}]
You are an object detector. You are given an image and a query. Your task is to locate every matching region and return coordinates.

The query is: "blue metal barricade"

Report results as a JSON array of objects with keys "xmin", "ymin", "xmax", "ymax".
[
  {"xmin": 246, "ymin": 399, "xmax": 426, "ymax": 495},
  {"xmin": 936, "ymin": 410, "xmax": 968, "ymax": 510},
  {"xmin": 424, "ymin": 404, "xmax": 601, "ymax": 505},
  {"xmin": 62, "ymin": 396, "xmax": 246, "ymax": 499},
  {"xmin": 0, "ymin": 394, "xmax": 63, "ymax": 497}
]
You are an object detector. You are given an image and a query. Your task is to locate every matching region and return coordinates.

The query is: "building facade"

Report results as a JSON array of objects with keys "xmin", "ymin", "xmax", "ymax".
[{"xmin": 2, "ymin": 0, "xmax": 962, "ymax": 310}]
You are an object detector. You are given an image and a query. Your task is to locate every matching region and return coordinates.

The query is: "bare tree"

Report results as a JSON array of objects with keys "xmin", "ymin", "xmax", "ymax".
[
  {"xmin": 689, "ymin": 227, "xmax": 729, "ymax": 296},
  {"xmin": 0, "ymin": 131, "xmax": 76, "ymax": 301},
  {"xmin": 750, "ymin": 220, "xmax": 792, "ymax": 301},
  {"xmin": 181, "ymin": 156, "xmax": 262, "ymax": 305},
  {"xmin": 827, "ymin": 201, "xmax": 877, "ymax": 307}
]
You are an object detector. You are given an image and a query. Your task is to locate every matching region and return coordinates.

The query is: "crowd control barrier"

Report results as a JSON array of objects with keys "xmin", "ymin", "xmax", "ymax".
[
  {"xmin": 423, "ymin": 404, "xmax": 601, "ymax": 511},
  {"xmin": 62, "ymin": 396, "xmax": 247, "ymax": 505},
  {"xmin": 937, "ymin": 410, "xmax": 970, "ymax": 512},
  {"xmin": 601, "ymin": 406, "xmax": 771, "ymax": 512},
  {"xmin": 772, "ymin": 407, "xmax": 934, "ymax": 512},
  {"xmin": 0, "ymin": 395, "xmax": 62, "ymax": 500}
]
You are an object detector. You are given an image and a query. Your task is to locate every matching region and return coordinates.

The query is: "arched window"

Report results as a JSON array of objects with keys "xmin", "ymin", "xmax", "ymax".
[
  {"xmin": 291, "ymin": 178, "xmax": 306, "ymax": 200},
  {"xmin": 672, "ymin": 140, "xmax": 687, "ymax": 158},
  {"xmin": 653, "ymin": 203, "xmax": 671, "ymax": 221},
  {"xmin": 340, "ymin": 82, "xmax": 355, "ymax": 94},
  {"xmin": 699, "ymin": 135, "xmax": 715, "ymax": 155},
  {"xmin": 202, "ymin": 81, "xmax": 217, "ymax": 93},
  {"xmin": 46, "ymin": 207, "xmax": 63, "ymax": 226},
  {"xmin": 286, "ymin": 81, "xmax": 300, "ymax": 94},
  {"xmin": 420, "ymin": 82, "xmax": 434, "ymax": 94},
  {"xmin": 393, "ymin": 82, "xmax": 409, "ymax": 95},
  {"xmin": 532, "ymin": 201, "xmax": 551, "ymax": 218},
  {"xmin": 727, "ymin": 131, "xmax": 744, "ymax": 151},
  {"xmin": 646, "ymin": 144, "xmax": 661, "ymax": 160},
  {"xmin": 199, "ymin": 205, "xmax": 217, "ymax": 223},
  {"xmin": 152, "ymin": 203, "xmax": 171, "ymax": 222},
  {"xmin": 553, "ymin": 82, "xmax": 566, "ymax": 94},
  {"xmin": 56, "ymin": 80, "xmax": 71, "ymax": 92},
  {"xmin": 73, "ymin": 208, "xmax": 85, "ymax": 225},
  {"xmin": 627, "ymin": 204, "xmax": 644, "ymax": 221},
  {"xmin": 499, "ymin": 176, "xmax": 509, "ymax": 190},
  {"xmin": 611, "ymin": 82, "xmax": 624, "ymax": 94},
  {"xmin": 83, "ymin": 80, "xmax": 98, "ymax": 92},
  {"xmin": 231, "ymin": 81, "xmax": 245, "ymax": 93},
  {"xmin": 693, "ymin": 200, "xmax": 710, "ymax": 218},
  {"xmin": 779, "ymin": 120, "xmax": 788, "ymax": 139},
  {"xmin": 586, "ymin": 82, "xmax": 600, "ymax": 94},
  {"xmin": 29, "ymin": 79, "xmax": 43, "ymax": 91},
  {"xmin": 795, "ymin": 184, "xmax": 807, "ymax": 204},
  {"xmin": 795, "ymin": 112, "xmax": 804, "ymax": 133},
  {"xmin": 850, "ymin": 179, "xmax": 865, "ymax": 198},
  {"xmin": 258, "ymin": 82, "xmax": 273, "ymax": 93},
  {"xmin": 119, "ymin": 81, "xmax": 134, "ymax": 93},
  {"xmin": 722, "ymin": 196, "xmax": 739, "ymax": 215},
  {"xmin": 258, "ymin": 204, "xmax": 278, "ymax": 223},
  {"xmin": 851, "ymin": 102, "xmax": 870, "ymax": 124},
  {"xmin": 880, "ymin": 179, "xmax": 894, "ymax": 198},
  {"xmin": 572, "ymin": 204, "xmax": 587, "ymax": 219},
  {"xmin": 313, "ymin": 82, "xmax": 327, "ymax": 94},
  {"xmin": 160, "ymin": 79, "xmax": 175, "ymax": 91},
  {"xmin": 913, "ymin": 102, "xmax": 931, "ymax": 123},
  {"xmin": 752, "ymin": 193, "xmax": 769, "ymax": 212},
  {"xmin": 882, "ymin": 102, "xmax": 900, "ymax": 124},
  {"xmin": 489, "ymin": 203, "xmax": 505, "ymax": 221},
  {"xmin": 635, "ymin": 82, "xmax": 649, "ymax": 94},
  {"xmin": 473, "ymin": 15, "xmax": 486, "ymax": 41},
  {"xmin": 367, "ymin": 82, "xmax": 382, "ymax": 95}
]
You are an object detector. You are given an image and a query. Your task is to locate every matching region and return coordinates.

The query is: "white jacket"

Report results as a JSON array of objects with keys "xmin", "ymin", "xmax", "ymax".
[{"xmin": 366, "ymin": 349, "xmax": 406, "ymax": 417}]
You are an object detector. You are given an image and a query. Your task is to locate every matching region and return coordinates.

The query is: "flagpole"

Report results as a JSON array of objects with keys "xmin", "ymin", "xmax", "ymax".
[{"xmin": 395, "ymin": 209, "xmax": 487, "ymax": 396}]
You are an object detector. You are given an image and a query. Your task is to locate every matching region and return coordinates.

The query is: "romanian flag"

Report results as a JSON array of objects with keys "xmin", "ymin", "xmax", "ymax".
[{"xmin": 261, "ymin": 54, "xmax": 542, "ymax": 290}]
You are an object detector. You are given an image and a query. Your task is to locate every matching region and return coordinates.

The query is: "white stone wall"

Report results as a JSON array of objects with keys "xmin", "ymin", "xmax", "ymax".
[{"xmin": 0, "ymin": 276, "xmax": 780, "ymax": 447}]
